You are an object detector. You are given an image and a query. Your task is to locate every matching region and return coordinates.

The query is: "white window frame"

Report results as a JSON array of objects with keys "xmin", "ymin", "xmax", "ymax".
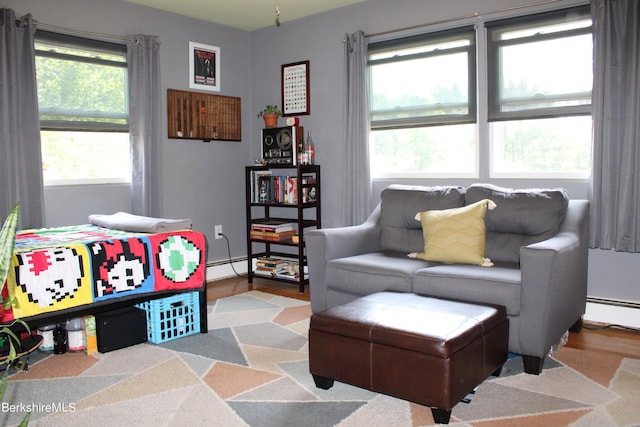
[
  {"xmin": 368, "ymin": 27, "xmax": 478, "ymax": 178},
  {"xmin": 35, "ymin": 31, "xmax": 130, "ymax": 187},
  {"xmin": 367, "ymin": 4, "xmax": 593, "ymax": 181},
  {"xmin": 368, "ymin": 26, "xmax": 477, "ymax": 130}
]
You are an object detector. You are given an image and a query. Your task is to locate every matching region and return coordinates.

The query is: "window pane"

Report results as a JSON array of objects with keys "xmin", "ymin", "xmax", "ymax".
[
  {"xmin": 41, "ymin": 131, "xmax": 131, "ymax": 184},
  {"xmin": 370, "ymin": 124, "xmax": 476, "ymax": 177},
  {"xmin": 370, "ymin": 52, "xmax": 470, "ymax": 122},
  {"xmin": 36, "ymin": 43, "xmax": 128, "ymax": 128},
  {"xmin": 490, "ymin": 116, "xmax": 591, "ymax": 177},
  {"xmin": 498, "ymin": 33, "xmax": 592, "ymax": 113},
  {"xmin": 368, "ymin": 28, "xmax": 475, "ymax": 128}
]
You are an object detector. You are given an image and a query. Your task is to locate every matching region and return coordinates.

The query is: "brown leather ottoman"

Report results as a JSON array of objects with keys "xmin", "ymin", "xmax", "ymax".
[{"xmin": 308, "ymin": 292, "xmax": 508, "ymax": 424}]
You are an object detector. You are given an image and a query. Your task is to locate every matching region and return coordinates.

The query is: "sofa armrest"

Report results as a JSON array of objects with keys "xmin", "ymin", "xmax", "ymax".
[
  {"xmin": 306, "ymin": 205, "xmax": 383, "ymax": 312},
  {"xmin": 518, "ymin": 200, "xmax": 589, "ymax": 357}
]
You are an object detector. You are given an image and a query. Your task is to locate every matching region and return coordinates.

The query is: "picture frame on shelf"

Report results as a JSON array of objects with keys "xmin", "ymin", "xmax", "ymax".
[
  {"xmin": 189, "ymin": 41, "xmax": 220, "ymax": 92},
  {"xmin": 281, "ymin": 60, "xmax": 310, "ymax": 116}
]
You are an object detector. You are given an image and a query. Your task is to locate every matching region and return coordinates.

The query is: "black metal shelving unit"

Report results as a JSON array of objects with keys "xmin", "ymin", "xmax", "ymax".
[{"xmin": 245, "ymin": 164, "xmax": 321, "ymax": 292}]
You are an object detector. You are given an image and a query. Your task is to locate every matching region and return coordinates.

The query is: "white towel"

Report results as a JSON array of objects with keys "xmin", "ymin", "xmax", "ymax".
[{"xmin": 88, "ymin": 212, "xmax": 192, "ymax": 233}]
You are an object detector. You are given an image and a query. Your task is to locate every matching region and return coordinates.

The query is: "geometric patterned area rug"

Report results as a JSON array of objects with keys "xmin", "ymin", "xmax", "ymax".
[{"xmin": 2, "ymin": 290, "xmax": 639, "ymax": 426}]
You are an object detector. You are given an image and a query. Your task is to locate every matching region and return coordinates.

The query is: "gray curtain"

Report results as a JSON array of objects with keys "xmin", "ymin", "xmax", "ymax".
[
  {"xmin": 343, "ymin": 31, "xmax": 372, "ymax": 225},
  {"xmin": 0, "ymin": 9, "xmax": 45, "ymax": 228},
  {"xmin": 127, "ymin": 35, "xmax": 163, "ymax": 217},
  {"xmin": 589, "ymin": 0, "xmax": 640, "ymax": 251}
]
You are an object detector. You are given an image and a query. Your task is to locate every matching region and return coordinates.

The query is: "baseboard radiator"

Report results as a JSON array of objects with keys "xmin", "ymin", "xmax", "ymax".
[
  {"xmin": 585, "ymin": 296, "xmax": 640, "ymax": 329},
  {"xmin": 206, "ymin": 257, "xmax": 248, "ymax": 281}
]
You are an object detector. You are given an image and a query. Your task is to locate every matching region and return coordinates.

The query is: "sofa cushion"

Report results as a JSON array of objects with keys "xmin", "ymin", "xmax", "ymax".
[
  {"xmin": 326, "ymin": 251, "xmax": 429, "ymax": 296},
  {"xmin": 465, "ymin": 184, "xmax": 569, "ymax": 264},
  {"xmin": 380, "ymin": 185, "xmax": 466, "ymax": 253},
  {"xmin": 410, "ymin": 199, "xmax": 496, "ymax": 266},
  {"xmin": 412, "ymin": 263, "xmax": 522, "ymax": 316}
]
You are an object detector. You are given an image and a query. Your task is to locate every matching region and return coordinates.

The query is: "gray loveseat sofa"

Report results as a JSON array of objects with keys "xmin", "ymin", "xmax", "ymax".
[{"xmin": 306, "ymin": 183, "xmax": 590, "ymax": 374}]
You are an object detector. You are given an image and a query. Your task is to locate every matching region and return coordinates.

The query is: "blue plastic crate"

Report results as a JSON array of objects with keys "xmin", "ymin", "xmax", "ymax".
[{"xmin": 137, "ymin": 292, "xmax": 200, "ymax": 344}]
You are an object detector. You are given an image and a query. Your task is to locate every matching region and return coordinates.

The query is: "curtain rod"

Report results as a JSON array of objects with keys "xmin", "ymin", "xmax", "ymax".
[
  {"xmin": 364, "ymin": 0, "xmax": 565, "ymax": 38},
  {"xmin": 32, "ymin": 20, "xmax": 138, "ymax": 43}
]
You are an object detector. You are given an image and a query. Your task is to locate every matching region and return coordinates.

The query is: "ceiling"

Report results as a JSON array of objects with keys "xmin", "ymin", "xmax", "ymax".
[{"xmin": 126, "ymin": 0, "xmax": 366, "ymax": 31}]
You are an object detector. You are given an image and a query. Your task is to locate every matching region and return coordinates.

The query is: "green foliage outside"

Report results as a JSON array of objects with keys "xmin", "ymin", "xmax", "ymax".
[
  {"xmin": 40, "ymin": 131, "xmax": 130, "ymax": 182},
  {"xmin": 35, "ymin": 43, "xmax": 127, "ymax": 124},
  {"xmin": 369, "ymin": 75, "xmax": 590, "ymax": 176},
  {"xmin": 35, "ymin": 43, "xmax": 131, "ymax": 183}
]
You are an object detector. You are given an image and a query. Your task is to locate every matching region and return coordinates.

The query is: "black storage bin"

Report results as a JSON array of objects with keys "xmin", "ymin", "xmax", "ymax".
[{"xmin": 96, "ymin": 307, "xmax": 148, "ymax": 353}]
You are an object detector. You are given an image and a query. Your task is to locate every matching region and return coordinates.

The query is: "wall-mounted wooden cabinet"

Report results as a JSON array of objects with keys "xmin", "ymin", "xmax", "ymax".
[{"xmin": 167, "ymin": 89, "xmax": 241, "ymax": 142}]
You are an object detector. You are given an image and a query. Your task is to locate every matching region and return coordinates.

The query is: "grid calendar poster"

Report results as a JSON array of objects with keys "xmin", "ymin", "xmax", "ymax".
[{"xmin": 282, "ymin": 61, "xmax": 310, "ymax": 115}]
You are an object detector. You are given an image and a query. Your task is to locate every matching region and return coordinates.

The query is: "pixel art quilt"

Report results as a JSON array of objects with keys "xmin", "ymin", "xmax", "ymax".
[{"xmin": 3, "ymin": 225, "xmax": 206, "ymax": 320}]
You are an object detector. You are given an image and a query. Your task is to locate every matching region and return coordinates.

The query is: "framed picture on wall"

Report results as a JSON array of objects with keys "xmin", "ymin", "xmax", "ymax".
[
  {"xmin": 281, "ymin": 60, "xmax": 310, "ymax": 116},
  {"xmin": 189, "ymin": 41, "xmax": 220, "ymax": 92}
]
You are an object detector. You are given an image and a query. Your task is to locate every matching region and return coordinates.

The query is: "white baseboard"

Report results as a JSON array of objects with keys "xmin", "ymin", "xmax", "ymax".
[
  {"xmin": 584, "ymin": 298, "xmax": 640, "ymax": 329},
  {"xmin": 206, "ymin": 259, "xmax": 248, "ymax": 282}
]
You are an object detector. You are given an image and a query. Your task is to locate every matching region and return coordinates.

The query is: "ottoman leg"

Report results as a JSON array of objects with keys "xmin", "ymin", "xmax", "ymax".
[
  {"xmin": 312, "ymin": 374, "xmax": 335, "ymax": 390},
  {"xmin": 431, "ymin": 408, "xmax": 451, "ymax": 424}
]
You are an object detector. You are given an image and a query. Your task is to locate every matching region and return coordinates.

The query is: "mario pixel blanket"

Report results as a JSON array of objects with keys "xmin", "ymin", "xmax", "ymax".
[{"xmin": 2, "ymin": 225, "xmax": 206, "ymax": 320}]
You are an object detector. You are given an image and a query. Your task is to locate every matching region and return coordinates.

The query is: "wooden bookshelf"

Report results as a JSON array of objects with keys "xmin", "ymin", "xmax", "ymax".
[{"xmin": 245, "ymin": 164, "xmax": 321, "ymax": 292}]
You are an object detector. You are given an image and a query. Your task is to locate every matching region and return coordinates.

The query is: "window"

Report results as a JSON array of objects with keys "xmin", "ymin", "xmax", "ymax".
[
  {"xmin": 35, "ymin": 31, "xmax": 130, "ymax": 185},
  {"xmin": 367, "ymin": 5, "xmax": 592, "ymax": 179},
  {"xmin": 487, "ymin": 6, "xmax": 593, "ymax": 177},
  {"xmin": 368, "ymin": 28, "xmax": 477, "ymax": 177}
]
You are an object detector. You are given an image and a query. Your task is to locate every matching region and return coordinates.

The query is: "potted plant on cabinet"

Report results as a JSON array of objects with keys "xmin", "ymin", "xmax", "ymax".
[{"xmin": 257, "ymin": 105, "xmax": 282, "ymax": 128}]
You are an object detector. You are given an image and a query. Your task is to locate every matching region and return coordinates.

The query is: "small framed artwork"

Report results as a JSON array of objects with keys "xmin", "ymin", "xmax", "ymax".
[
  {"xmin": 281, "ymin": 60, "xmax": 310, "ymax": 116},
  {"xmin": 189, "ymin": 41, "xmax": 220, "ymax": 92}
]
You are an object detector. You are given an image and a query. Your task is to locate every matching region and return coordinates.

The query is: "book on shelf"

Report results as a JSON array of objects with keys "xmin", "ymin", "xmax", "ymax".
[
  {"xmin": 250, "ymin": 172, "xmax": 299, "ymax": 204},
  {"xmin": 301, "ymin": 174, "xmax": 317, "ymax": 203},
  {"xmin": 302, "ymin": 174, "xmax": 316, "ymax": 185},
  {"xmin": 250, "ymin": 229, "xmax": 296, "ymax": 241},
  {"xmin": 251, "ymin": 220, "xmax": 294, "ymax": 233},
  {"xmin": 254, "ymin": 268, "xmax": 284, "ymax": 278},
  {"xmin": 250, "ymin": 170, "xmax": 272, "ymax": 203},
  {"xmin": 255, "ymin": 256, "xmax": 295, "ymax": 264},
  {"xmin": 272, "ymin": 263, "xmax": 309, "ymax": 281},
  {"xmin": 255, "ymin": 265, "xmax": 288, "ymax": 276},
  {"xmin": 302, "ymin": 186, "xmax": 317, "ymax": 203},
  {"xmin": 253, "ymin": 257, "xmax": 306, "ymax": 279},
  {"xmin": 256, "ymin": 257, "xmax": 289, "ymax": 268},
  {"xmin": 272, "ymin": 270, "xmax": 309, "ymax": 281}
]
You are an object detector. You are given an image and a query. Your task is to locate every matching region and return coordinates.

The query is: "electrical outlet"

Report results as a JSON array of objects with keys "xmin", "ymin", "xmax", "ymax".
[{"xmin": 214, "ymin": 225, "xmax": 223, "ymax": 239}]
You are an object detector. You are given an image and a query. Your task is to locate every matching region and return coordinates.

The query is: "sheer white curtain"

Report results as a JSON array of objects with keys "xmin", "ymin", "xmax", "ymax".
[
  {"xmin": 343, "ymin": 31, "xmax": 372, "ymax": 225},
  {"xmin": 0, "ymin": 9, "xmax": 44, "ymax": 228},
  {"xmin": 127, "ymin": 35, "xmax": 163, "ymax": 217},
  {"xmin": 589, "ymin": 0, "xmax": 640, "ymax": 251}
]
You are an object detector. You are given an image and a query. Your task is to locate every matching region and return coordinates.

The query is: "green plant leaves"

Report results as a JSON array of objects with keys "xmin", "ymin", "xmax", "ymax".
[{"xmin": 0, "ymin": 203, "xmax": 19, "ymax": 292}]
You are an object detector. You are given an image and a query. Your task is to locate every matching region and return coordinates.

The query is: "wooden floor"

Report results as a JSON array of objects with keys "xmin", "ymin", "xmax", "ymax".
[
  {"xmin": 206, "ymin": 275, "xmax": 311, "ymax": 302},
  {"xmin": 207, "ymin": 276, "xmax": 640, "ymax": 360}
]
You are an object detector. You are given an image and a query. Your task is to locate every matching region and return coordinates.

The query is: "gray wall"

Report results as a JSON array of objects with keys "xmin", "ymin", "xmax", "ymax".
[
  {"xmin": 5, "ymin": 0, "xmax": 252, "ymax": 263},
  {"xmin": 249, "ymin": 0, "xmax": 640, "ymax": 304},
  {"xmin": 4, "ymin": 0, "xmax": 639, "ymax": 303}
]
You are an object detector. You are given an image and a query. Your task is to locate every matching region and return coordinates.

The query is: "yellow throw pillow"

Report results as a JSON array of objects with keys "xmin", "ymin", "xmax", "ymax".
[{"xmin": 408, "ymin": 199, "xmax": 496, "ymax": 266}]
